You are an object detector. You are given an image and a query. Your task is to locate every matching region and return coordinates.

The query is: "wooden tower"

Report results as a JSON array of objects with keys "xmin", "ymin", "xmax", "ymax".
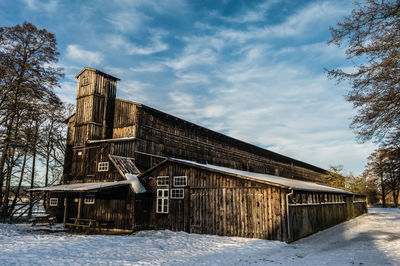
[{"xmin": 74, "ymin": 68, "xmax": 119, "ymax": 146}]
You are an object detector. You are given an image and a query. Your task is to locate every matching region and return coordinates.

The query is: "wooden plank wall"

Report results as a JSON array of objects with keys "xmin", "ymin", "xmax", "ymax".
[
  {"xmin": 133, "ymin": 105, "xmax": 326, "ymax": 183},
  {"xmin": 66, "ymin": 187, "xmax": 135, "ymax": 230},
  {"xmin": 113, "ymin": 99, "xmax": 137, "ymax": 139},
  {"xmin": 142, "ymin": 162, "xmax": 288, "ymax": 241},
  {"xmin": 289, "ymin": 203, "xmax": 347, "ymax": 241},
  {"xmin": 73, "ymin": 69, "xmax": 117, "ymax": 146},
  {"xmin": 289, "ymin": 193, "xmax": 367, "ymax": 241},
  {"xmin": 65, "ymin": 143, "xmax": 123, "ymax": 183}
]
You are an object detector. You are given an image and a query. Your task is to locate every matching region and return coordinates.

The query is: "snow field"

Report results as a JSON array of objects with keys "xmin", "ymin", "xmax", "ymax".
[{"xmin": 0, "ymin": 208, "xmax": 399, "ymax": 265}]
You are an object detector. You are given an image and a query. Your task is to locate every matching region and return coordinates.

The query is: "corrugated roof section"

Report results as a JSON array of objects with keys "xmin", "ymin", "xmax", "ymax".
[{"xmin": 170, "ymin": 158, "xmax": 354, "ymax": 194}]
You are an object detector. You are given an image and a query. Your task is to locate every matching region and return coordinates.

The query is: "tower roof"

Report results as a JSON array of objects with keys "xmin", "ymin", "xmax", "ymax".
[{"xmin": 75, "ymin": 67, "xmax": 120, "ymax": 81}]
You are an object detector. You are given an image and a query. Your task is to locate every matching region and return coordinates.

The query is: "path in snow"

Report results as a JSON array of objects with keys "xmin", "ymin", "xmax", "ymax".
[{"xmin": 0, "ymin": 208, "xmax": 399, "ymax": 265}]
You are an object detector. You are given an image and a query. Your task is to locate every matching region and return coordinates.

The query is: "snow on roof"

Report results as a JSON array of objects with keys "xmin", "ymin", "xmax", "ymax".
[
  {"xmin": 125, "ymin": 174, "xmax": 146, "ymax": 193},
  {"xmin": 170, "ymin": 158, "xmax": 354, "ymax": 194},
  {"xmin": 29, "ymin": 180, "xmax": 144, "ymax": 193}
]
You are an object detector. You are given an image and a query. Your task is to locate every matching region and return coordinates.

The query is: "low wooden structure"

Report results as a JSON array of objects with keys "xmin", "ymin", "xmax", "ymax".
[
  {"xmin": 30, "ymin": 67, "xmax": 368, "ymax": 241},
  {"xmin": 139, "ymin": 158, "xmax": 367, "ymax": 242}
]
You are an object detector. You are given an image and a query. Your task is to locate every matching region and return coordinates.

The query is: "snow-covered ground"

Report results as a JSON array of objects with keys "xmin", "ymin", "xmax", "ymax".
[{"xmin": 0, "ymin": 208, "xmax": 399, "ymax": 265}]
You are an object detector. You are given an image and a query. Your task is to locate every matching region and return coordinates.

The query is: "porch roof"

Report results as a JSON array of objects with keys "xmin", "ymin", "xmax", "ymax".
[{"xmin": 29, "ymin": 180, "xmax": 136, "ymax": 193}]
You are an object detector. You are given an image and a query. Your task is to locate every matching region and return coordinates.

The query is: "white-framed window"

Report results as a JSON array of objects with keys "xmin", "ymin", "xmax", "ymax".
[
  {"xmin": 156, "ymin": 189, "xmax": 169, "ymax": 213},
  {"xmin": 49, "ymin": 198, "xmax": 58, "ymax": 206},
  {"xmin": 98, "ymin": 162, "xmax": 109, "ymax": 172},
  {"xmin": 171, "ymin": 188, "xmax": 184, "ymax": 199},
  {"xmin": 84, "ymin": 194, "xmax": 95, "ymax": 204},
  {"xmin": 157, "ymin": 176, "xmax": 169, "ymax": 186},
  {"xmin": 173, "ymin": 176, "xmax": 187, "ymax": 187}
]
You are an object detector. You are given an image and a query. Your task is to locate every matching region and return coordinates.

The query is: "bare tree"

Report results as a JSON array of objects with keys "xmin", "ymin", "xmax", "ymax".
[
  {"xmin": 0, "ymin": 22, "xmax": 64, "ymax": 220},
  {"xmin": 328, "ymin": 0, "xmax": 400, "ymax": 142}
]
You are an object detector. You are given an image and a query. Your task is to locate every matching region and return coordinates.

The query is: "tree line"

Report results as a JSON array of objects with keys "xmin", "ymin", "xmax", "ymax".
[
  {"xmin": 0, "ymin": 22, "xmax": 70, "ymax": 221},
  {"xmin": 328, "ymin": 0, "xmax": 400, "ymax": 207}
]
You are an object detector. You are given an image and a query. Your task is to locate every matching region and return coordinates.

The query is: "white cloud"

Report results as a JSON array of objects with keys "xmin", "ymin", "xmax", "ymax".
[
  {"xmin": 113, "ymin": 0, "xmax": 188, "ymax": 14},
  {"xmin": 214, "ymin": 0, "xmax": 279, "ymax": 24},
  {"xmin": 129, "ymin": 65, "xmax": 164, "ymax": 72},
  {"xmin": 22, "ymin": 0, "xmax": 58, "ymax": 13},
  {"xmin": 175, "ymin": 72, "xmax": 210, "ymax": 84},
  {"xmin": 119, "ymin": 80, "xmax": 151, "ymax": 103},
  {"xmin": 165, "ymin": 48, "xmax": 216, "ymax": 70},
  {"xmin": 65, "ymin": 45, "xmax": 103, "ymax": 65},
  {"xmin": 216, "ymin": 1, "xmax": 351, "ymax": 42},
  {"xmin": 106, "ymin": 11, "xmax": 150, "ymax": 33},
  {"xmin": 107, "ymin": 34, "xmax": 168, "ymax": 55},
  {"xmin": 168, "ymin": 91, "xmax": 196, "ymax": 110}
]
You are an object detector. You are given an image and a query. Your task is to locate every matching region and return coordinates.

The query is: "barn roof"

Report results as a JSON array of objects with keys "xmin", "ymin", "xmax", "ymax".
[{"xmin": 145, "ymin": 158, "xmax": 354, "ymax": 195}]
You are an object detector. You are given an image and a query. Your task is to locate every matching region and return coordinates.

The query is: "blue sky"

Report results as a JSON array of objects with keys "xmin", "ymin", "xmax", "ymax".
[{"xmin": 1, "ymin": 0, "xmax": 376, "ymax": 175}]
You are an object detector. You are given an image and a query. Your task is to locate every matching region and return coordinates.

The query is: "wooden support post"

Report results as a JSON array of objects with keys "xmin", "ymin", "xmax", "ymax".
[
  {"xmin": 63, "ymin": 195, "xmax": 69, "ymax": 227},
  {"xmin": 77, "ymin": 194, "xmax": 83, "ymax": 219}
]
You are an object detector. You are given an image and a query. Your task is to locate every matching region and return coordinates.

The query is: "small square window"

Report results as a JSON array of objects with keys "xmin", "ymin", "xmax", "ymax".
[
  {"xmin": 173, "ymin": 176, "xmax": 187, "ymax": 187},
  {"xmin": 82, "ymin": 77, "xmax": 89, "ymax": 86},
  {"xmin": 98, "ymin": 162, "xmax": 109, "ymax": 172},
  {"xmin": 49, "ymin": 198, "xmax": 58, "ymax": 206},
  {"xmin": 84, "ymin": 194, "xmax": 95, "ymax": 204},
  {"xmin": 171, "ymin": 188, "xmax": 184, "ymax": 199},
  {"xmin": 157, "ymin": 176, "xmax": 169, "ymax": 186}
]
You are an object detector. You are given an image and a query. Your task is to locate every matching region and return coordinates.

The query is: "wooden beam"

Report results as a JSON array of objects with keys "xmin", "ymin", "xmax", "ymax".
[{"xmin": 63, "ymin": 195, "xmax": 69, "ymax": 227}]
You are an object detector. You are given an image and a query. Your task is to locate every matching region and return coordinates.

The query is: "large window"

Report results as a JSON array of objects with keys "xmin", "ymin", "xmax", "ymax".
[
  {"xmin": 49, "ymin": 198, "xmax": 58, "ymax": 206},
  {"xmin": 98, "ymin": 162, "xmax": 109, "ymax": 172},
  {"xmin": 157, "ymin": 176, "xmax": 169, "ymax": 186},
  {"xmin": 156, "ymin": 189, "xmax": 169, "ymax": 213},
  {"xmin": 173, "ymin": 176, "xmax": 187, "ymax": 187},
  {"xmin": 171, "ymin": 188, "xmax": 184, "ymax": 199}
]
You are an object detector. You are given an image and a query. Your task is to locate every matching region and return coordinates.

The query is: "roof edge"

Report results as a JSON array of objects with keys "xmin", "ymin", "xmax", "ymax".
[{"xmin": 75, "ymin": 67, "xmax": 120, "ymax": 81}]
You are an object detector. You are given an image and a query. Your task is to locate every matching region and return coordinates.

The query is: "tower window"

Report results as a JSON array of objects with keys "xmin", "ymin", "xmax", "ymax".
[{"xmin": 82, "ymin": 77, "xmax": 89, "ymax": 86}]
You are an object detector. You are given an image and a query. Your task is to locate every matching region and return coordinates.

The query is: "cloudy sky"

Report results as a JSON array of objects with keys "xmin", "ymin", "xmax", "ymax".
[{"xmin": 1, "ymin": 0, "xmax": 377, "ymax": 175}]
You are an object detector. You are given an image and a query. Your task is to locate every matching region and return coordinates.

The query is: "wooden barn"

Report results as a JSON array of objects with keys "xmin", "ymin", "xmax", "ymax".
[
  {"xmin": 31, "ymin": 67, "xmax": 367, "ymax": 241},
  {"xmin": 139, "ymin": 158, "xmax": 367, "ymax": 242}
]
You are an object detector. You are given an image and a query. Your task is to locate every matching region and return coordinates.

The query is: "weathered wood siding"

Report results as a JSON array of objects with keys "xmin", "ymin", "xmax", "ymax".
[
  {"xmin": 46, "ymin": 192, "xmax": 66, "ymax": 222},
  {"xmin": 133, "ymin": 105, "xmax": 326, "ymax": 183},
  {"xmin": 288, "ymin": 192, "xmax": 367, "ymax": 241},
  {"xmin": 113, "ymin": 99, "xmax": 137, "ymax": 139},
  {"xmin": 141, "ymin": 161, "xmax": 289, "ymax": 241},
  {"xmin": 65, "ymin": 186, "xmax": 135, "ymax": 230},
  {"xmin": 64, "ymin": 143, "xmax": 123, "ymax": 183},
  {"xmin": 73, "ymin": 69, "xmax": 117, "ymax": 146}
]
